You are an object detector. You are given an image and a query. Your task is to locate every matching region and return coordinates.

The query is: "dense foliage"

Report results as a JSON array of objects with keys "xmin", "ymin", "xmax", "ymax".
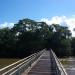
[{"xmin": 0, "ymin": 18, "xmax": 74, "ymax": 58}]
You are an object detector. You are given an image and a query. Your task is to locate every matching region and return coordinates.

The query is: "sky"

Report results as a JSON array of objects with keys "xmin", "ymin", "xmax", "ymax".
[{"xmin": 0, "ymin": 0, "xmax": 75, "ymax": 36}]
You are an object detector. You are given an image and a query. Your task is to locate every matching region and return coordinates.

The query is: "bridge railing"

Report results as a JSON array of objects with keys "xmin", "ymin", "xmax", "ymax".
[
  {"xmin": 50, "ymin": 50, "xmax": 68, "ymax": 75},
  {"xmin": 0, "ymin": 49, "xmax": 45, "ymax": 75}
]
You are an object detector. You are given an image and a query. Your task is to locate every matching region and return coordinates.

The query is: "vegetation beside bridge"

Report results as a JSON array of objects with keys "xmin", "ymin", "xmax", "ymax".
[{"xmin": 0, "ymin": 18, "xmax": 75, "ymax": 58}]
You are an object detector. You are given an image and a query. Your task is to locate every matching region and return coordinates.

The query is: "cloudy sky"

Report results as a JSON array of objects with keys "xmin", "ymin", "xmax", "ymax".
[{"xmin": 0, "ymin": 0, "xmax": 75, "ymax": 36}]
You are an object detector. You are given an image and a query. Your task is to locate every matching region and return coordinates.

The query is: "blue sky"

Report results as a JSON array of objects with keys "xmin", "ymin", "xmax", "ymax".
[
  {"xmin": 0, "ymin": 0, "xmax": 75, "ymax": 23},
  {"xmin": 0, "ymin": 0, "xmax": 75, "ymax": 36}
]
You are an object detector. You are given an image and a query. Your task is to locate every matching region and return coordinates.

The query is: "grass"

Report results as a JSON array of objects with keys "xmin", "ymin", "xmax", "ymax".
[{"xmin": 0, "ymin": 58, "xmax": 20, "ymax": 69}]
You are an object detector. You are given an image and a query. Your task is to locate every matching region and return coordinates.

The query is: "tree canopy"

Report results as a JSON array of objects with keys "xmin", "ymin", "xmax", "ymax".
[{"xmin": 0, "ymin": 18, "xmax": 74, "ymax": 58}]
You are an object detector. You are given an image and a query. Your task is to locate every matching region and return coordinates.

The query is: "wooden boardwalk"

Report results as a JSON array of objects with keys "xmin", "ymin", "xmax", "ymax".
[
  {"xmin": 0, "ymin": 50, "xmax": 68, "ymax": 75},
  {"xmin": 22, "ymin": 51, "xmax": 57, "ymax": 75}
]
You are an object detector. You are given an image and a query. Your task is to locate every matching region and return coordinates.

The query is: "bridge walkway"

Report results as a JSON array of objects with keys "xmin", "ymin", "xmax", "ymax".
[{"xmin": 22, "ymin": 51, "xmax": 57, "ymax": 75}]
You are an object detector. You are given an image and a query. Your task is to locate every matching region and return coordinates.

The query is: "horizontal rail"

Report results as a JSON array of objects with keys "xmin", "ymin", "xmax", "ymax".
[
  {"xmin": 0, "ymin": 49, "xmax": 45, "ymax": 75},
  {"xmin": 50, "ymin": 50, "xmax": 68, "ymax": 75},
  {"xmin": 0, "ymin": 53, "xmax": 36, "ymax": 74}
]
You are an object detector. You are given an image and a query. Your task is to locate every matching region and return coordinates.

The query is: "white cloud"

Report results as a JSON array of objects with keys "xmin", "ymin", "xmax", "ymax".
[
  {"xmin": 0, "ymin": 22, "xmax": 14, "ymax": 29},
  {"xmin": 41, "ymin": 16, "xmax": 75, "ymax": 37}
]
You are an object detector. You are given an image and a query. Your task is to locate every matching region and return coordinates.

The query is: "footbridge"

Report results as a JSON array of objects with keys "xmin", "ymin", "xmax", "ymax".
[{"xmin": 0, "ymin": 49, "xmax": 68, "ymax": 75}]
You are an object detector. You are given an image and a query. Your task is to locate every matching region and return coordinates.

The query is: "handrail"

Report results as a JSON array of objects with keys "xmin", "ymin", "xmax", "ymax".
[
  {"xmin": 0, "ymin": 53, "xmax": 36, "ymax": 74},
  {"xmin": 0, "ymin": 49, "xmax": 45, "ymax": 75},
  {"xmin": 50, "ymin": 50, "xmax": 68, "ymax": 75},
  {"xmin": 9, "ymin": 54, "xmax": 38, "ymax": 75},
  {"xmin": 2, "ymin": 56, "xmax": 34, "ymax": 75},
  {"xmin": 0, "ymin": 52, "xmax": 36, "ymax": 71}
]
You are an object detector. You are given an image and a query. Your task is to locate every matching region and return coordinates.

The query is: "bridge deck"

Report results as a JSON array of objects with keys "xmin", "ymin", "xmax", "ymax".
[{"xmin": 22, "ymin": 51, "xmax": 57, "ymax": 75}]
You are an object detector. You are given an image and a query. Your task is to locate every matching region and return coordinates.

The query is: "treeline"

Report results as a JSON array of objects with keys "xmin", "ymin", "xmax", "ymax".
[{"xmin": 0, "ymin": 18, "xmax": 75, "ymax": 58}]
